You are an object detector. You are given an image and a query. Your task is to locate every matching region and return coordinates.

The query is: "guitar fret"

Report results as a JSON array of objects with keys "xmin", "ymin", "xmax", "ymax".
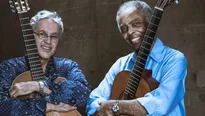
[
  {"xmin": 32, "ymin": 74, "xmax": 45, "ymax": 79},
  {"xmin": 152, "ymin": 14, "xmax": 161, "ymax": 19},
  {"xmin": 139, "ymin": 50, "xmax": 148, "ymax": 57},
  {"xmin": 130, "ymin": 74, "xmax": 140, "ymax": 82},
  {"xmin": 136, "ymin": 60, "xmax": 145, "ymax": 66},
  {"xmin": 131, "ymin": 71, "xmax": 141, "ymax": 79},
  {"xmin": 25, "ymin": 44, "xmax": 36, "ymax": 47},
  {"xmin": 23, "ymin": 34, "xmax": 33, "ymax": 37},
  {"xmin": 143, "ymin": 40, "xmax": 152, "ymax": 46},
  {"xmin": 150, "ymin": 22, "xmax": 158, "ymax": 27},
  {"xmin": 129, "ymin": 78, "xmax": 139, "ymax": 85},
  {"xmin": 26, "ymin": 48, "xmax": 37, "ymax": 51},
  {"xmin": 147, "ymin": 28, "xmax": 156, "ymax": 34},
  {"xmin": 127, "ymin": 84, "xmax": 136, "ymax": 90},
  {"xmin": 141, "ymin": 46, "xmax": 150, "ymax": 51},
  {"xmin": 30, "ymin": 67, "xmax": 42, "ymax": 71},
  {"xmin": 22, "ymin": 29, "xmax": 33, "ymax": 32},
  {"xmin": 124, "ymin": 90, "xmax": 133, "ymax": 96},
  {"xmin": 24, "ymin": 39, "xmax": 34, "ymax": 42},
  {"xmin": 137, "ymin": 55, "xmax": 146, "ymax": 62},
  {"xmin": 123, "ymin": 90, "xmax": 135, "ymax": 99},
  {"xmin": 126, "ymin": 87, "xmax": 135, "ymax": 95},
  {"xmin": 132, "ymin": 68, "xmax": 142, "ymax": 76},
  {"xmin": 145, "ymin": 35, "xmax": 154, "ymax": 40},
  {"xmin": 135, "ymin": 64, "xmax": 144, "ymax": 70},
  {"xmin": 31, "ymin": 70, "xmax": 43, "ymax": 73},
  {"xmin": 21, "ymin": 23, "xmax": 30, "ymax": 26},
  {"xmin": 27, "ymin": 53, "xmax": 38, "ymax": 56},
  {"xmin": 20, "ymin": 17, "xmax": 30, "ymax": 20}
]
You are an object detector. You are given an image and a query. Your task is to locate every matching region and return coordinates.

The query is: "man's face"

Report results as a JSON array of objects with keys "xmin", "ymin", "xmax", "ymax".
[
  {"xmin": 119, "ymin": 9, "xmax": 147, "ymax": 50},
  {"xmin": 34, "ymin": 19, "xmax": 60, "ymax": 60}
]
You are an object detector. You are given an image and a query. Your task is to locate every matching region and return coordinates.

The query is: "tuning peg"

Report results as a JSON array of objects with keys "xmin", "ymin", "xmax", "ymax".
[{"xmin": 175, "ymin": 0, "xmax": 179, "ymax": 4}]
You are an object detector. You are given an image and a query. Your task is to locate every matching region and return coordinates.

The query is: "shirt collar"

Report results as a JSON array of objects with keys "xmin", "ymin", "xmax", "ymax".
[{"xmin": 131, "ymin": 38, "xmax": 166, "ymax": 63}]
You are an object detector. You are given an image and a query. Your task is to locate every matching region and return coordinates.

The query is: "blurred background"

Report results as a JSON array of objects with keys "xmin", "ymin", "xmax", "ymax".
[{"xmin": 0, "ymin": 0, "xmax": 204, "ymax": 115}]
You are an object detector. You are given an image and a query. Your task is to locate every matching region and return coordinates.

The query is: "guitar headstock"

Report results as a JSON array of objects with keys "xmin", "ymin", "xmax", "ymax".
[
  {"xmin": 9, "ymin": 0, "xmax": 30, "ymax": 13},
  {"xmin": 156, "ymin": 0, "xmax": 176, "ymax": 9}
]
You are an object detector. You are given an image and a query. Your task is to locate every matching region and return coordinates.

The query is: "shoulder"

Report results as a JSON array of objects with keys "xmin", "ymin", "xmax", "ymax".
[
  {"xmin": 52, "ymin": 57, "xmax": 80, "ymax": 69},
  {"xmin": 161, "ymin": 47, "xmax": 187, "ymax": 71},
  {"xmin": 115, "ymin": 52, "xmax": 134, "ymax": 65},
  {"xmin": 165, "ymin": 47, "xmax": 186, "ymax": 62},
  {"xmin": 0, "ymin": 56, "xmax": 25, "ymax": 67}
]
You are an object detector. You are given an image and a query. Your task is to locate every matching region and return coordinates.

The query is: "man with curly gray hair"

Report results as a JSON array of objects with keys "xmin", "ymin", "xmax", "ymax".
[
  {"xmin": 0, "ymin": 10, "xmax": 91, "ymax": 116},
  {"xmin": 87, "ymin": 0, "xmax": 187, "ymax": 116}
]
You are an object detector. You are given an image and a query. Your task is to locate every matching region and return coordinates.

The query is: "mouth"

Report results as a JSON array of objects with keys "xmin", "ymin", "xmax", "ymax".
[
  {"xmin": 131, "ymin": 37, "xmax": 141, "ymax": 43},
  {"xmin": 41, "ymin": 45, "xmax": 52, "ymax": 51}
]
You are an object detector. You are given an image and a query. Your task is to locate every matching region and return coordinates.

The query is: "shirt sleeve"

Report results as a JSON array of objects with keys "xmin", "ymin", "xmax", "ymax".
[
  {"xmin": 87, "ymin": 59, "xmax": 121, "ymax": 116},
  {"xmin": 44, "ymin": 59, "xmax": 91, "ymax": 114},
  {"xmin": 0, "ymin": 59, "xmax": 47, "ymax": 116},
  {"xmin": 137, "ymin": 53, "xmax": 187, "ymax": 115}
]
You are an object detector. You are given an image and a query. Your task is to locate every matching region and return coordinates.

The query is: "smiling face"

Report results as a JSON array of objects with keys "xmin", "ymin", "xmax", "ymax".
[
  {"xmin": 119, "ymin": 9, "xmax": 147, "ymax": 50},
  {"xmin": 34, "ymin": 18, "xmax": 60, "ymax": 60}
]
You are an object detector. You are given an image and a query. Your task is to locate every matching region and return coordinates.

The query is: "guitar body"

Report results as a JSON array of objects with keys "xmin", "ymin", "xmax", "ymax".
[
  {"xmin": 12, "ymin": 71, "xmax": 82, "ymax": 116},
  {"xmin": 46, "ymin": 110, "xmax": 81, "ymax": 116},
  {"xmin": 110, "ymin": 69, "xmax": 159, "ymax": 99}
]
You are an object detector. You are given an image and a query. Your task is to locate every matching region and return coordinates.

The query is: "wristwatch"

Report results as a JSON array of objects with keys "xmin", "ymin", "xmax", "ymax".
[
  {"xmin": 112, "ymin": 100, "xmax": 120, "ymax": 115},
  {"xmin": 38, "ymin": 81, "xmax": 45, "ymax": 94}
]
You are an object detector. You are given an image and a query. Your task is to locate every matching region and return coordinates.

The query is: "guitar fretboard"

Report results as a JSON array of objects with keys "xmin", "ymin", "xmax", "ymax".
[
  {"xmin": 122, "ymin": 7, "xmax": 163, "ymax": 99},
  {"xmin": 18, "ymin": 13, "xmax": 45, "ymax": 81}
]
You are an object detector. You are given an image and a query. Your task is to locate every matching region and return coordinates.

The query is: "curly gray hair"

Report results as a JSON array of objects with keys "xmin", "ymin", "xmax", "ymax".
[
  {"xmin": 116, "ymin": 0, "xmax": 153, "ymax": 32},
  {"xmin": 30, "ymin": 10, "xmax": 64, "ymax": 35}
]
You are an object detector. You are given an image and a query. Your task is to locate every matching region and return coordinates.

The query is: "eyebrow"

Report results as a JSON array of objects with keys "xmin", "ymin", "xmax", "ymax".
[
  {"xmin": 129, "ymin": 18, "xmax": 142, "ymax": 25},
  {"xmin": 39, "ymin": 30, "xmax": 59, "ymax": 35},
  {"xmin": 120, "ymin": 18, "xmax": 142, "ymax": 27}
]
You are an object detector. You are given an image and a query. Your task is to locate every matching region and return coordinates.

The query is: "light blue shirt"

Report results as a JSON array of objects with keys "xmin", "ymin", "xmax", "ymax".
[{"xmin": 87, "ymin": 39, "xmax": 187, "ymax": 116}]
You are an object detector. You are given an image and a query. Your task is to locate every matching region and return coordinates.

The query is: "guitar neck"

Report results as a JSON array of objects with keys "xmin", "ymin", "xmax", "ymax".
[
  {"xmin": 122, "ymin": 7, "xmax": 163, "ymax": 99},
  {"xmin": 18, "ymin": 13, "xmax": 45, "ymax": 81}
]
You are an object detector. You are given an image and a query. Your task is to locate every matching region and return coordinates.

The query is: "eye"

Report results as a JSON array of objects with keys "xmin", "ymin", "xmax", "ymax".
[
  {"xmin": 120, "ymin": 26, "xmax": 128, "ymax": 33},
  {"xmin": 38, "ymin": 31, "xmax": 47, "ymax": 38},
  {"xmin": 39, "ymin": 32, "xmax": 46, "ymax": 36},
  {"xmin": 132, "ymin": 22, "xmax": 142, "ymax": 27}
]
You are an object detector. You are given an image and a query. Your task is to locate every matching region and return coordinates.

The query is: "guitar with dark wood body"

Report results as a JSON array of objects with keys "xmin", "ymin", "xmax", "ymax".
[
  {"xmin": 110, "ymin": 0, "xmax": 176, "ymax": 100},
  {"xmin": 9, "ymin": 0, "xmax": 81, "ymax": 116}
]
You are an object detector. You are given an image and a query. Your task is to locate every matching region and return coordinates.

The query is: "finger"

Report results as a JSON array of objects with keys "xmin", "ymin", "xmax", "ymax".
[
  {"xmin": 12, "ymin": 91, "xmax": 19, "ymax": 98},
  {"xmin": 98, "ymin": 102, "xmax": 102, "ymax": 106},
  {"xmin": 63, "ymin": 104, "xmax": 76, "ymax": 111},
  {"xmin": 9, "ymin": 90, "xmax": 16, "ymax": 98}
]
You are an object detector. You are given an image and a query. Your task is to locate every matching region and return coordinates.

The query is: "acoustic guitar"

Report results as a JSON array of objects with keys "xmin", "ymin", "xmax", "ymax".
[
  {"xmin": 111, "ymin": 0, "xmax": 176, "ymax": 100},
  {"xmin": 9, "ymin": 0, "xmax": 81, "ymax": 116}
]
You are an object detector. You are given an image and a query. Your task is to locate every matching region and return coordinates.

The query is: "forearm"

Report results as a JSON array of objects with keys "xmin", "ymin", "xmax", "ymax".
[
  {"xmin": 119, "ymin": 100, "xmax": 148, "ymax": 116},
  {"xmin": 46, "ymin": 80, "xmax": 91, "ymax": 107}
]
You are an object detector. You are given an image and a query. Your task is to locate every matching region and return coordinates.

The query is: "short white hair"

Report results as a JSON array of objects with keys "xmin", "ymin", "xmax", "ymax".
[
  {"xmin": 116, "ymin": 0, "xmax": 153, "ymax": 32},
  {"xmin": 30, "ymin": 10, "xmax": 64, "ymax": 35}
]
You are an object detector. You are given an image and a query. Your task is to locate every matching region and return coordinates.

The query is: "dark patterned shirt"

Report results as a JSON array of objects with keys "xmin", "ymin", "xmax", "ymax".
[{"xmin": 0, "ymin": 56, "xmax": 91, "ymax": 116}]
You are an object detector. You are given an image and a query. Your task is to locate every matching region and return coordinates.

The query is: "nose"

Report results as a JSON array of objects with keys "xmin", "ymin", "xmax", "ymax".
[
  {"xmin": 44, "ymin": 36, "xmax": 52, "ymax": 44},
  {"xmin": 128, "ymin": 27, "xmax": 135, "ymax": 35}
]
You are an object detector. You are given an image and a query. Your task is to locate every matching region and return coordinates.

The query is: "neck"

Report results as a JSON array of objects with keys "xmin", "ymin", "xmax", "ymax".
[{"xmin": 40, "ymin": 58, "xmax": 49, "ymax": 72}]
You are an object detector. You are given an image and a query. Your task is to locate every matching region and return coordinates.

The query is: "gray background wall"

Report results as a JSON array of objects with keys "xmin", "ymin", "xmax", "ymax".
[{"xmin": 0, "ymin": 0, "xmax": 205, "ymax": 115}]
